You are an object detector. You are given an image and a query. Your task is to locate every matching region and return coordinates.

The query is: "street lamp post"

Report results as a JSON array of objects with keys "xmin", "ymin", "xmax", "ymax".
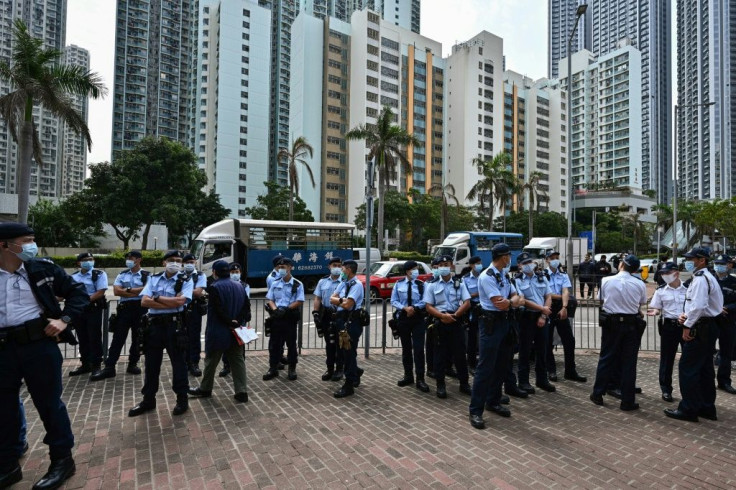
[
  {"xmin": 364, "ymin": 157, "xmax": 376, "ymax": 359},
  {"xmin": 566, "ymin": 3, "xmax": 587, "ymax": 291}
]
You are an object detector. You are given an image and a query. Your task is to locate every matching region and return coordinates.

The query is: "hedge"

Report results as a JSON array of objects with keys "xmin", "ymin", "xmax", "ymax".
[
  {"xmin": 50, "ymin": 250, "xmax": 167, "ymax": 268},
  {"xmin": 388, "ymin": 252, "xmax": 433, "ymax": 263}
]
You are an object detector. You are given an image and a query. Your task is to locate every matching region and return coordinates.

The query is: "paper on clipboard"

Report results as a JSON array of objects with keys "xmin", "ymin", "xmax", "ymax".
[{"xmin": 235, "ymin": 327, "xmax": 259, "ymax": 344}]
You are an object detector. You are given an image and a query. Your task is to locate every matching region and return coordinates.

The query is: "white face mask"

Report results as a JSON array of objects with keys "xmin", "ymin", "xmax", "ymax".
[
  {"xmin": 662, "ymin": 273, "xmax": 677, "ymax": 285},
  {"xmin": 184, "ymin": 263, "xmax": 196, "ymax": 273},
  {"xmin": 522, "ymin": 263, "xmax": 536, "ymax": 274},
  {"xmin": 166, "ymin": 262, "xmax": 182, "ymax": 273}
]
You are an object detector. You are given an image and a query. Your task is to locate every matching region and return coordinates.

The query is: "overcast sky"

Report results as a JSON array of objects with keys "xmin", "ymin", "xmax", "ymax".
[{"xmin": 66, "ymin": 0, "xmax": 548, "ymax": 164}]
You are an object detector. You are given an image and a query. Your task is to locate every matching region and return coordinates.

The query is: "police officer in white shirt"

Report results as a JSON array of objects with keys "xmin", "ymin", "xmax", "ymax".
[
  {"xmin": 591, "ymin": 254, "xmax": 647, "ymax": 411},
  {"xmin": 647, "ymin": 262, "xmax": 687, "ymax": 402},
  {"xmin": 665, "ymin": 247, "xmax": 724, "ymax": 422}
]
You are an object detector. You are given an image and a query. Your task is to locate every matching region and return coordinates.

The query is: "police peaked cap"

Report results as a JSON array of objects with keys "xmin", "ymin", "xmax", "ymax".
[
  {"xmin": 660, "ymin": 262, "xmax": 678, "ymax": 273},
  {"xmin": 229, "ymin": 262, "xmax": 242, "ymax": 270},
  {"xmin": 328, "ymin": 256, "xmax": 342, "ymax": 265},
  {"xmin": 125, "ymin": 250, "xmax": 142, "ymax": 258},
  {"xmin": 76, "ymin": 252, "xmax": 94, "ymax": 261},
  {"xmin": 683, "ymin": 247, "xmax": 710, "ymax": 259},
  {"xmin": 212, "ymin": 260, "xmax": 230, "ymax": 274},
  {"xmin": 0, "ymin": 222, "xmax": 34, "ymax": 239},
  {"xmin": 403, "ymin": 260, "xmax": 418, "ymax": 272},
  {"xmin": 182, "ymin": 253, "xmax": 196, "ymax": 262},
  {"xmin": 342, "ymin": 259, "xmax": 358, "ymax": 268},
  {"xmin": 516, "ymin": 252, "xmax": 533, "ymax": 264},
  {"xmin": 163, "ymin": 250, "xmax": 183, "ymax": 260},
  {"xmin": 272, "ymin": 254, "xmax": 285, "ymax": 266},
  {"xmin": 430, "ymin": 257, "xmax": 442, "ymax": 266},
  {"xmin": 623, "ymin": 254, "xmax": 640, "ymax": 271},
  {"xmin": 546, "ymin": 250, "xmax": 560, "ymax": 258},
  {"xmin": 277, "ymin": 257, "xmax": 293, "ymax": 266},
  {"xmin": 469, "ymin": 256, "xmax": 482, "ymax": 265},
  {"xmin": 436, "ymin": 255, "xmax": 454, "ymax": 263},
  {"xmin": 491, "ymin": 243, "xmax": 511, "ymax": 258},
  {"xmin": 714, "ymin": 254, "xmax": 731, "ymax": 264}
]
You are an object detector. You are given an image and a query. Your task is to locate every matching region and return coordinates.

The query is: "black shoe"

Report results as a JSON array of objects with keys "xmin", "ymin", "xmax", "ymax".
[
  {"xmin": 436, "ymin": 384, "xmax": 447, "ymax": 399},
  {"xmin": 0, "ymin": 465, "xmax": 22, "ymax": 488},
  {"xmin": 32, "ymin": 456, "xmax": 75, "ymax": 490},
  {"xmin": 334, "ymin": 382, "xmax": 354, "ymax": 398},
  {"xmin": 589, "ymin": 393, "xmax": 604, "ymax": 406},
  {"xmin": 664, "ymin": 408, "xmax": 698, "ymax": 422},
  {"xmin": 505, "ymin": 385, "xmax": 529, "ymax": 398},
  {"xmin": 321, "ymin": 370, "xmax": 334, "ymax": 381},
  {"xmin": 459, "ymin": 383, "xmax": 472, "ymax": 395},
  {"xmin": 397, "ymin": 375, "xmax": 415, "ymax": 387},
  {"xmin": 21, "ymin": 441, "xmax": 29, "ymax": 456},
  {"xmin": 606, "ymin": 389, "xmax": 622, "ymax": 399},
  {"xmin": 662, "ymin": 392, "xmax": 674, "ymax": 402},
  {"xmin": 499, "ymin": 395, "xmax": 510, "ymax": 405},
  {"xmin": 620, "ymin": 402, "xmax": 640, "ymax": 411},
  {"xmin": 485, "ymin": 403, "xmax": 511, "ymax": 417},
  {"xmin": 446, "ymin": 368, "xmax": 458, "ymax": 379},
  {"xmin": 519, "ymin": 383, "xmax": 536, "ymax": 394},
  {"xmin": 281, "ymin": 356, "xmax": 288, "ymax": 366},
  {"xmin": 536, "ymin": 381, "xmax": 557, "ymax": 393},
  {"xmin": 427, "ymin": 371, "xmax": 436, "ymax": 379},
  {"xmin": 128, "ymin": 399, "xmax": 156, "ymax": 417},
  {"xmin": 172, "ymin": 396, "xmax": 188, "ymax": 416},
  {"xmin": 548, "ymin": 373, "xmax": 558, "ymax": 382},
  {"xmin": 262, "ymin": 368, "xmax": 279, "ymax": 380},
  {"xmin": 277, "ymin": 362, "xmax": 286, "ymax": 371},
  {"xmin": 188, "ymin": 364, "xmax": 202, "ymax": 377},
  {"xmin": 89, "ymin": 366, "xmax": 116, "ymax": 382},
  {"xmin": 698, "ymin": 409, "xmax": 718, "ymax": 421},
  {"xmin": 126, "ymin": 363, "xmax": 142, "ymax": 375},
  {"xmin": 564, "ymin": 372, "xmax": 587, "ymax": 383},
  {"xmin": 718, "ymin": 383, "xmax": 736, "ymax": 394},
  {"xmin": 234, "ymin": 392, "xmax": 248, "ymax": 403},
  {"xmin": 416, "ymin": 378, "xmax": 430, "ymax": 393},
  {"xmin": 287, "ymin": 365, "xmax": 297, "ymax": 381},
  {"xmin": 331, "ymin": 370, "xmax": 344, "ymax": 382},
  {"xmin": 188, "ymin": 387, "xmax": 212, "ymax": 398},
  {"xmin": 469, "ymin": 414, "xmax": 485, "ymax": 430},
  {"xmin": 69, "ymin": 364, "xmax": 92, "ymax": 377},
  {"xmin": 219, "ymin": 367, "xmax": 230, "ymax": 377}
]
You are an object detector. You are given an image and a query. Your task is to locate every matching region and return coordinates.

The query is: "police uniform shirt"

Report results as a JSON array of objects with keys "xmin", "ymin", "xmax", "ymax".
[
  {"xmin": 463, "ymin": 272, "xmax": 481, "ymax": 303},
  {"xmin": 72, "ymin": 268, "xmax": 108, "ymax": 295},
  {"xmin": 114, "ymin": 269, "xmax": 147, "ymax": 303},
  {"xmin": 192, "ymin": 271, "xmax": 208, "ymax": 290},
  {"xmin": 545, "ymin": 267, "xmax": 572, "ymax": 295},
  {"xmin": 315, "ymin": 275, "xmax": 342, "ymax": 308},
  {"xmin": 266, "ymin": 269, "xmax": 279, "ymax": 289},
  {"xmin": 0, "ymin": 264, "xmax": 44, "ymax": 328},
  {"xmin": 140, "ymin": 273, "xmax": 194, "ymax": 315},
  {"xmin": 598, "ymin": 271, "xmax": 647, "ymax": 314},
  {"xmin": 423, "ymin": 275, "xmax": 470, "ymax": 312},
  {"xmin": 266, "ymin": 277, "xmax": 305, "ymax": 308},
  {"xmin": 243, "ymin": 282, "xmax": 251, "ymax": 299},
  {"xmin": 515, "ymin": 272, "xmax": 550, "ymax": 308},
  {"xmin": 649, "ymin": 283, "xmax": 687, "ymax": 320},
  {"xmin": 334, "ymin": 277, "xmax": 363, "ymax": 312},
  {"xmin": 683, "ymin": 269, "xmax": 724, "ymax": 328},
  {"xmin": 478, "ymin": 265, "xmax": 517, "ymax": 311},
  {"xmin": 390, "ymin": 278, "xmax": 426, "ymax": 310}
]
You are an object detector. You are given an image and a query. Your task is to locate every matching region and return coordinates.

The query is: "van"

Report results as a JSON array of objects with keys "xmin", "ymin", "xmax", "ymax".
[{"xmin": 354, "ymin": 248, "xmax": 381, "ymax": 273}]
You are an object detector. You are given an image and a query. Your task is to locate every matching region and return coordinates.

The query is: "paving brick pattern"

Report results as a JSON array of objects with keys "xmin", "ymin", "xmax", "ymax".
[{"xmin": 18, "ymin": 351, "xmax": 736, "ymax": 489}]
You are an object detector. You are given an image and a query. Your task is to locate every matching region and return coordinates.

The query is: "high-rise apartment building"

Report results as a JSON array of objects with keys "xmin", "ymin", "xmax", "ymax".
[
  {"xmin": 676, "ymin": 0, "xmax": 735, "ymax": 200},
  {"xmin": 60, "ymin": 44, "xmax": 90, "ymax": 196},
  {"xmin": 548, "ymin": 0, "xmax": 591, "ymax": 80},
  {"xmin": 303, "ymin": 1, "xmax": 420, "ymax": 32},
  {"xmin": 111, "ymin": 0, "xmax": 198, "ymax": 157}
]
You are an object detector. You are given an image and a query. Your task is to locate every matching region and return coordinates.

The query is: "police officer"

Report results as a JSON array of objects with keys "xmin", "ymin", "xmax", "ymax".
[
  {"xmin": 183, "ymin": 253, "xmax": 208, "ymax": 377},
  {"xmin": 712, "ymin": 254, "xmax": 736, "ymax": 395},
  {"xmin": 70, "ymin": 252, "xmax": 108, "ymax": 377},
  {"xmin": 331, "ymin": 259, "xmax": 365, "ymax": 398},
  {"xmin": 545, "ymin": 251, "xmax": 587, "ymax": 383},
  {"xmin": 391, "ymin": 260, "xmax": 429, "ymax": 393},
  {"xmin": 263, "ymin": 258, "xmax": 304, "ymax": 381},
  {"xmin": 189, "ymin": 260, "xmax": 251, "ymax": 403},
  {"xmin": 424, "ymin": 255, "xmax": 472, "ymax": 398},
  {"xmin": 664, "ymin": 247, "xmax": 724, "ymax": 421},
  {"xmin": 463, "ymin": 256, "xmax": 483, "ymax": 372},
  {"xmin": 90, "ymin": 250, "xmax": 148, "ymax": 381},
  {"xmin": 647, "ymin": 262, "xmax": 687, "ymax": 402},
  {"xmin": 514, "ymin": 252, "xmax": 555, "ymax": 394},
  {"xmin": 469, "ymin": 244, "xmax": 523, "ymax": 429},
  {"xmin": 425, "ymin": 257, "xmax": 441, "ymax": 378},
  {"xmin": 591, "ymin": 254, "xmax": 648, "ymax": 410},
  {"xmin": 129, "ymin": 250, "xmax": 193, "ymax": 417},
  {"xmin": 313, "ymin": 257, "xmax": 344, "ymax": 381},
  {"xmin": 266, "ymin": 254, "xmax": 288, "ymax": 370},
  {"xmin": 0, "ymin": 223, "xmax": 88, "ymax": 489}
]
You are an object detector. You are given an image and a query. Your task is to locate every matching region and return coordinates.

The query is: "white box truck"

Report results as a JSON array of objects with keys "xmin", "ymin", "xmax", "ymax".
[{"xmin": 522, "ymin": 237, "xmax": 588, "ymax": 271}]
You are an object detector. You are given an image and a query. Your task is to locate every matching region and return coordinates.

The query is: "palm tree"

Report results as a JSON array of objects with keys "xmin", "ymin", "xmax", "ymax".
[
  {"xmin": 0, "ymin": 20, "xmax": 107, "ymax": 223},
  {"xmin": 520, "ymin": 170, "xmax": 547, "ymax": 240},
  {"xmin": 277, "ymin": 136, "xmax": 315, "ymax": 221},
  {"xmin": 466, "ymin": 152, "xmax": 515, "ymax": 231},
  {"xmin": 429, "ymin": 182, "xmax": 459, "ymax": 240},
  {"xmin": 346, "ymin": 106, "xmax": 420, "ymax": 252}
]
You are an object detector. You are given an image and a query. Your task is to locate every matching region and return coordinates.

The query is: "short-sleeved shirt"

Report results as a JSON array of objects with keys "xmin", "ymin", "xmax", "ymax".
[
  {"xmin": 515, "ymin": 272, "xmax": 550, "ymax": 308},
  {"xmin": 72, "ymin": 268, "xmax": 108, "ymax": 296},
  {"xmin": 314, "ymin": 275, "xmax": 342, "ymax": 308},
  {"xmin": 463, "ymin": 272, "xmax": 481, "ymax": 303},
  {"xmin": 545, "ymin": 267, "xmax": 572, "ymax": 295},
  {"xmin": 191, "ymin": 271, "xmax": 208, "ymax": 290},
  {"xmin": 334, "ymin": 277, "xmax": 363, "ymax": 311},
  {"xmin": 649, "ymin": 283, "xmax": 687, "ymax": 320},
  {"xmin": 266, "ymin": 277, "xmax": 305, "ymax": 308},
  {"xmin": 684, "ymin": 269, "xmax": 724, "ymax": 327},
  {"xmin": 599, "ymin": 271, "xmax": 647, "ymax": 314},
  {"xmin": 114, "ymin": 268, "xmax": 148, "ymax": 303},
  {"xmin": 478, "ymin": 265, "xmax": 517, "ymax": 311},
  {"xmin": 140, "ymin": 272, "xmax": 193, "ymax": 315},
  {"xmin": 391, "ymin": 278, "xmax": 426, "ymax": 310},
  {"xmin": 266, "ymin": 270, "xmax": 280, "ymax": 289},
  {"xmin": 0, "ymin": 264, "xmax": 43, "ymax": 327},
  {"xmin": 423, "ymin": 276, "xmax": 470, "ymax": 312}
]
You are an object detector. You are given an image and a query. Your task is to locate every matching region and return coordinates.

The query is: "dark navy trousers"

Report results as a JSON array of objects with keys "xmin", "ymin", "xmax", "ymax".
[
  {"xmin": 75, "ymin": 307, "xmax": 104, "ymax": 366},
  {"xmin": 434, "ymin": 320, "xmax": 469, "ymax": 385},
  {"xmin": 398, "ymin": 316, "xmax": 426, "ymax": 377},
  {"xmin": 717, "ymin": 321, "xmax": 734, "ymax": 387},
  {"xmin": 658, "ymin": 319, "xmax": 682, "ymax": 395},
  {"xmin": 678, "ymin": 319, "xmax": 718, "ymax": 416},
  {"xmin": 546, "ymin": 316, "xmax": 577, "ymax": 375},
  {"xmin": 518, "ymin": 312, "xmax": 549, "ymax": 385},
  {"xmin": 592, "ymin": 321, "xmax": 640, "ymax": 406},
  {"xmin": 105, "ymin": 301, "xmax": 143, "ymax": 367},
  {"xmin": 141, "ymin": 320, "xmax": 189, "ymax": 399},
  {"xmin": 469, "ymin": 314, "xmax": 510, "ymax": 416},
  {"xmin": 268, "ymin": 317, "xmax": 298, "ymax": 368},
  {"xmin": 186, "ymin": 308, "xmax": 204, "ymax": 365}
]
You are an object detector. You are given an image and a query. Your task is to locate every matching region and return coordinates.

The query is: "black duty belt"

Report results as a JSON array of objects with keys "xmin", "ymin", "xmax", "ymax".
[
  {"xmin": 663, "ymin": 318, "xmax": 679, "ymax": 325},
  {"xmin": 0, "ymin": 317, "xmax": 49, "ymax": 345},
  {"xmin": 606, "ymin": 313, "xmax": 639, "ymax": 323},
  {"xmin": 147, "ymin": 314, "xmax": 180, "ymax": 325},
  {"xmin": 481, "ymin": 310, "xmax": 510, "ymax": 320}
]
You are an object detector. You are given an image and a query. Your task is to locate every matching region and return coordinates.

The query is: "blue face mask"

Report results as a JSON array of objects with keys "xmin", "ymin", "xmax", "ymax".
[
  {"xmin": 432, "ymin": 269, "xmax": 440, "ymax": 278},
  {"xmin": 277, "ymin": 268, "xmax": 287, "ymax": 278},
  {"xmin": 714, "ymin": 264, "xmax": 728, "ymax": 275},
  {"xmin": 125, "ymin": 259, "xmax": 135, "ymax": 269},
  {"xmin": 331, "ymin": 267, "xmax": 342, "ymax": 277},
  {"xmin": 684, "ymin": 261, "xmax": 696, "ymax": 272},
  {"xmin": 184, "ymin": 263, "xmax": 196, "ymax": 273},
  {"xmin": 231, "ymin": 273, "xmax": 241, "ymax": 282},
  {"xmin": 549, "ymin": 259, "xmax": 560, "ymax": 269},
  {"xmin": 13, "ymin": 242, "xmax": 38, "ymax": 261},
  {"xmin": 410, "ymin": 269, "xmax": 419, "ymax": 280},
  {"xmin": 522, "ymin": 263, "xmax": 536, "ymax": 274},
  {"xmin": 81, "ymin": 260, "xmax": 94, "ymax": 271},
  {"xmin": 438, "ymin": 266, "xmax": 451, "ymax": 277},
  {"xmin": 474, "ymin": 264, "xmax": 483, "ymax": 273}
]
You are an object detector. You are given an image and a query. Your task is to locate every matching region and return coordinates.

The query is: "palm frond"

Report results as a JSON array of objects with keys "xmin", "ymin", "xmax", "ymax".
[{"xmin": 46, "ymin": 64, "xmax": 108, "ymax": 99}]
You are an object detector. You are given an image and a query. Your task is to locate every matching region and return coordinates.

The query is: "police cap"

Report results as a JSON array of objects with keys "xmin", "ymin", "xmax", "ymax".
[
  {"xmin": 714, "ymin": 254, "xmax": 731, "ymax": 264},
  {"xmin": 125, "ymin": 250, "xmax": 142, "ymax": 259},
  {"xmin": 683, "ymin": 247, "xmax": 710, "ymax": 259},
  {"xmin": 403, "ymin": 260, "xmax": 418, "ymax": 272},
  {"xmin": 546, "ymin": 250, "xmax": 560, "ymax": 259},
  {"xmin": 277, "ymin": 257, "xmax": 293, "ymax": 266},
  {"xmin": 491, "ymin": 243, "xmax": 511, "ymax": 259},
  {"xmin": 0, "ymin": 222, "xmax": 34, "ymax": 240},
  {"xmin": 163, "ymin": 250, "xmax": 183, "ymax": 260},
  {"xmin": 272, "ymin": 254, "xmax": 285, "ymax": 267},
  {"xmin": 328, "ymin": 256, "xmax": 342, "ymax": 265},
  {"xmin": 182, "ymin": 253, "xmax": 196, "ymax": 262},
  {"xmin": 342, "ymin": 259, "xmax": 358, "ymax": 270},
  {"xmin": 516, "ymin": 252, "xmax": 533, "ymax": 265},
  {"xmin": 437, "ymin": 254, "xmax": 454, "ymax": 264},
  {"xmin": 212, "ymin": 260, "xmax": 230, "ymax": 274},
  {"xmin": 623, "ymin": 254, "xmax": 640, "ymax": 271},
  {"xmin": 229, "ymin": 262, "xmax": 242, "ymax": 271},
  {"xmin": 660, "ymin": 262, "xmax": 678, "ymax": 273},
  {"xmin": 76, "ymin": 252, "xmax": 94, "ymax": 261},
  {"xmin": 430, "ymin": 257, "xmax": 441, "ymax": 266},
  {"xmin": 469, "ymin": 255, "xmax": 482, "ymax": 265}
]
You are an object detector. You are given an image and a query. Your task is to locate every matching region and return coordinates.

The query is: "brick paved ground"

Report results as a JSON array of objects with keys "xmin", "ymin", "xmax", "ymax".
[{"xmin": 18, "ymin": 351, "xmax": 736, "ymax": 489}]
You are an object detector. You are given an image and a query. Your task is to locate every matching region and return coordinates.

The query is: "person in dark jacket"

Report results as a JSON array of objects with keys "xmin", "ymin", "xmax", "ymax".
[
  {"xmin": 578, "ymin": 254, "xmax": 596, "ymax": 298},
  {"xmin": 189, "ymin": 260, "xmax": 251, "ymax": 403}
]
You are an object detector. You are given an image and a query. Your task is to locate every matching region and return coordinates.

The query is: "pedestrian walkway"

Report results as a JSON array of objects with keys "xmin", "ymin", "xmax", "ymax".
[{"xmin": 19, "ymin": 352, "xmax": 736, "ymax": 489}]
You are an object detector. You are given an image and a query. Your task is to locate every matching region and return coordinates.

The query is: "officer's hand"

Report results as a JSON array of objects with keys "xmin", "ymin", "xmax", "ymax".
[
  {"xmin": 536, "ymin": 316, "xmax": 547, "ymax": 328},
  {"xmin": 312, "ymin": 311, "xmax": 321, "ymax": 325},
  {"xmin": 404, "ymin": 306, "xmax": 415, "ymax": 317},
  {"xmin": 541, "ymin": 306, "xmax": 552, "ymax": 316},
  {"xmin": 646, "ymin": 309, "xmax": 659, "ymax": 316},
  {"xmin": 722, "ymin": 308, "xmax": 728, "ymax": 316},
  {"xmin": 678, "ymin": 313, "xmax": 687, "ymax": 324},
  {"xmin": 230, "ymin": 320, "xmax": 239, "ymax": 330},
  {"xmin": 559, "ymin": 308, "xmax": 568, "ymax": 320},
  {"xmin": 682, "ymin": 328, "xmax": 695, "ymax": 342},
  {"xmin": 440, "ymin": 313, "xmax": 455, "ymax": 324},
  {"xmin": 492, "ymin": 297, "xmax": 509, "ymax": 311},
  {"xmin": 45, "ymin": 318, "xmax": 68, "ymax": 337}
]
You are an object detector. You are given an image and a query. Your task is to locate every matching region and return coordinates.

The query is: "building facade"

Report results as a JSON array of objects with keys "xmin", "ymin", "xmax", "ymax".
[
  {"xmin": 548, "ymin": 0, "xmax": 592, "ymax": 80},
  {"xmin": 60, "ymin": 44, "xmax": 90, "ymax": 197}
]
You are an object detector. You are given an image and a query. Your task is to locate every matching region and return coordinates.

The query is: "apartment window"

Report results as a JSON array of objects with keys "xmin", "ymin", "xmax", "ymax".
[
  {"xmin": 242, "ymin": 33, "xmax": 250, "ymax": 40},
  {"xmin": 243, "ymin": 9, "xmax": 250, "ymax": 16}
]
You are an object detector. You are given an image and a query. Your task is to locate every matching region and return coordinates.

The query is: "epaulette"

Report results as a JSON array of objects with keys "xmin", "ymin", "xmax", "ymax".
[
  {"xmin": 322, "ymin": 274, "xmax": 331, "ymax": 279},
  {"xmin": 152, "ymin": 271, "xmax": 165, "ymax": 277},
  {"xmin": 694, "ymin": 270, "xmax": 705, "ymax": 277},
  {"xmin": 657, "ymin": 283, "xmax": 666, "ymax": 289},
  {"xmin": 38, "ymin": 257, "xmax": 55, "ymax": 264}
]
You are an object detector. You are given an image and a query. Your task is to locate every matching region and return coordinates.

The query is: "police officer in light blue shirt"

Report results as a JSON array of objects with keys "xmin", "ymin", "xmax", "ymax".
[
  {"xmin": 331, "ymin": 260, "xmax": 365, "ymax": 398},
  {"xmin": 70, "ymin": 252, "xmax": 108, "ymax": 378},
  {"xmin": 463, "ymin": 256, "xmax": 483, "ymax": 371},
  {"xmin": 265, "ymin": 254, "xmax": 288, "ymax": 369},
  {"xmin": 313, "ymin": 257, "xmax": 345, "ymax": 381},
  {"xmin": 183, "ymin": 253, "xmax": 208, "ymax": 377}
]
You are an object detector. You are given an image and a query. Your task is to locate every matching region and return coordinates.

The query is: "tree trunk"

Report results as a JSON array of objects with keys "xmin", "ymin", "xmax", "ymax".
[
  {"xmin": 288, "ymin": 180, "xmax": 295, "ymax": 221},
  {"xmin": 17, "ymin": 121, "xmax": 34, "ymax": 224},
  {"xmin": 488, "ymin": 195, "xmax": 494, "ymax": 231},
  {"xmin": 141, "ymin": 223, "xmax": 152, "ymax": 250}
]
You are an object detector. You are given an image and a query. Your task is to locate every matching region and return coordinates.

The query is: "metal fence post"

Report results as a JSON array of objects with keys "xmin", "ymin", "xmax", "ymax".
[{"xmin": 382, "ymin": 299, "xmax": 387, "ymax": 354}]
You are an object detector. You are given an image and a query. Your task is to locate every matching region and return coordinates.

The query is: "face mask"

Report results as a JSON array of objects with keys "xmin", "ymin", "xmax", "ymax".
[
  {"xmin": 12, "ymin": 242, "xmax": 38, "ymax": 261},
  {"xmin": 331, "ymin": 267, "xmax": 342, "ymax": 277},
  {"xmin": 438, "ymin": 266, "xmax": 451, "ymax": 277},
  {"xmin": 231, "ymin": 273, "xmax": 241, "ymax": 282},
  {"xmin": 125, "ymin": 259, "xmax": 135, "ymax": 269},
  {"xmin": 684, "ymin": 261, "xmax": 695, "ymax": 273},
  {"xmin": 474, "ymin": 263, "xmax": 483, "ymax": 273},
  {"xmin": 277, "ymin": 268, "xmax": 287, "ymax": 278},
  {"xmin": 549, "ymin": 259, "xmax": 560, "ymax": 269},
  {"xmin": 410, "ymin": 269, "xmax": 419, "ymax": 280},
  {"xmin": 432, "ymin": 269, "xmax": 440, "ymax": 278},
  {"xmin": 502, "ymin": 265, "xmax": 511, "ymax": 275},
  {"xmin": 662, "ymin": 273, "xmax": 677, "ymax": 285},
  {"xmin": 714, "ymin": 264, "xmax": 728, "ymax": 275},
  {"xmin": 340, "ymin": 271, "xmax": 348, "ymax": 281},
  {"xmin": 81, "ymin": 261, "xmax": 94, "ymax": 270},
  {"xmin": 184, "ymin": 263, "xmax": 196, "ymax": 273},
  {"xmin": 166, "ymin": 262, "xmax": 182, "ymax": 273},
  {"xmin": 522, "ymin": 263, "xmax": 536, "ymax": 274}
]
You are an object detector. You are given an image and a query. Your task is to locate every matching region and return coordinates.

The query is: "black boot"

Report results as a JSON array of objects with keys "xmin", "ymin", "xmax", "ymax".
[
  {"xmin": 32, "ymin": 456, "xmax": 75, "ymax": 489},
  {"xmin": 126, "ymin": 362, "xmax": 142, "ymax": 375},
  {"xmin": 128, "ymin": 398, "xmax": 156, "ymax": 417},
  {"xmin": 0, "ymin": 465, "xmax": 22, "ymax": 488},
  {"xmin": 172, "ymin": 394, "xmax": 188, "ymax": 416},
  {"xmin": 89, "ymin": 366, "xmax": 116, "ymax": 382},
  {"xmin": 436, "ymin": 382, "xmax": 447, "ymax": 399},
  {"xmin": 287, "ymin": 365, "xmax": 297, "ymax": 381},
  {"xmin": 188, "ymin": 363, "xmax": 202, "ymax": 377},
  {"xmin": 219, "ymin": 366, "xmax": 230, "ymax": 377},
  {"xmin": 397, "ymin": 374, "xmax": 414, "ymax": 387},
  {"xmin": 321, "ymin": 369, "xmax": 334, "ymax": 381},
  {"xmin": 69, "ymin": 363, "xmax": 92, "ymax": 377},
  {"xmin": 331, "ymin": 369, "xmax": 344, "ymax": 382},
  {"xmin": 263, "ymin": 367, "xmax": 279, "ymax": 380},
  {"xmin": 415, "ymin": 377, "xmax": 430, "ymax": 393},
  {"xmin": 334, "ymin": 380, "xmax": 354, "ymax": 398}
]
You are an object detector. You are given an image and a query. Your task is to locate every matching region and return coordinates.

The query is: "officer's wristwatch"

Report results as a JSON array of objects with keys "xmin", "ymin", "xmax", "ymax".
[
  {"xmin": 152, "ymin": 293, "xmax": 160, "ymax": 301},
  {"xmin": 61, "ymin": 315, "xmax": 72, "ymax": 324},
  {"xmin": 126, "ymin": 287, "xmax": 132, "ymax": 293}
]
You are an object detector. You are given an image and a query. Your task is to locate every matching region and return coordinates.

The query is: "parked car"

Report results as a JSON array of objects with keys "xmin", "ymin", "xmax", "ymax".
[
  {"xmin": 354, "ymin": 248, "xmax": 381, "ymax": 273},
  {"xmin": 355, "ymin": 260, "xmax": 433, "ymax": 301}
]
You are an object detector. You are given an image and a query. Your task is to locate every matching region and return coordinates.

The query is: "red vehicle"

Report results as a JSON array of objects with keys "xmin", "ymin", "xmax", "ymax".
[{"xmin": 355, "ymin": 260, "xmax": 433, "ymax": 301}]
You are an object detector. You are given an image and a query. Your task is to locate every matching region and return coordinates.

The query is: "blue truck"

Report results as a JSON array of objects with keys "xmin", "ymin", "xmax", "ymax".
[{"xmin": 433, "ymin": 232, "xmax": 525, "ymax": 273}]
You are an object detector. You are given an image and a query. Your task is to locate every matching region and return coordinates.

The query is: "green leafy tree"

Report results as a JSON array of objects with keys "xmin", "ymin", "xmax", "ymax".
[
  {"xmin": 467, "ymin": 152, "xmax": 515, "ymax": 231},
  {"xmin": 244, "ymin": 181, "xmax": 314, "ymax": 222},
  {"xmin": 354, "ymin": 190, "xmax": 412, "ymax": 243},
  {"xmin": 278, "ymin": 136, "xmax": 315, "ymax": 221},
  {"xmin": 429, "ymin": 182, "xmax": 460, "ymax": 240},
  {"xmin": 346, "ymin": 105, "xmax": 420, "ymax": 252},
  {"xmin": 0, "ymin": 20, "xmax": 107, "ymax": 223},
  {"xmin": 493, "ymin": 211, "xmax": 567, "ymax": 243},
  {"xmin": 170, "ymin": 190, "xmax": 231, "ymax": 245},
  {"xmin": 28, "ymin": 199, "xmax": 102, "ymax": 248}
]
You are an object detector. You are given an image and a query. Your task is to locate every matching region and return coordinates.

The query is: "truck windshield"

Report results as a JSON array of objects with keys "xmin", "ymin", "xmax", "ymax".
[
  {"xmin": 434, "ymin": 246, "xmax": 456, "ymax": 258},
  {"xmin": 523, "ymin": 248, "xmax": 544, "ymax": 259},
  {"xmin": 190, "ymin": 240, "xmax": 204, "ymax": 260}
]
